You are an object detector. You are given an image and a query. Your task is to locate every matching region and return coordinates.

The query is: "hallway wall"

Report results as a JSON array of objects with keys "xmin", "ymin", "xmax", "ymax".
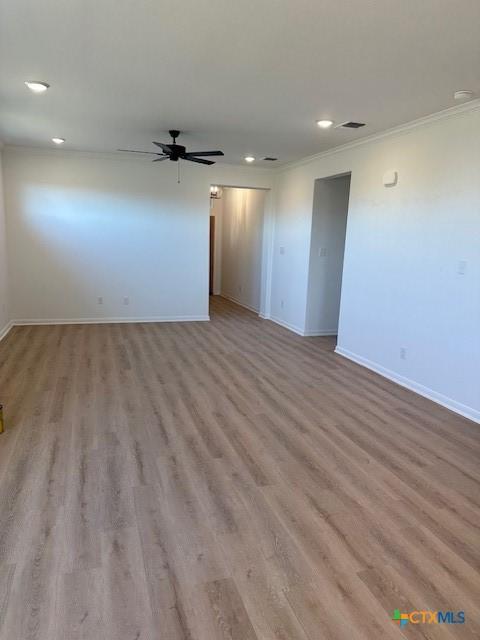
[{"xmin": 220, "ymin": 187, "xmax": 266, "ymax": 312}]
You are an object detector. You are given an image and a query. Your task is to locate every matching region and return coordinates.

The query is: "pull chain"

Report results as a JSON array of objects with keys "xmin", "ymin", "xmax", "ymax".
[{"xmin": 177, "ymin": 161, "xmax": 181, "ymax": 184}]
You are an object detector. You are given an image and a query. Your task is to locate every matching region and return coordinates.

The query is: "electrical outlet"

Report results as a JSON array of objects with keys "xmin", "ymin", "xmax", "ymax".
[
  {"xmin": 400, "ymin": 347, "xmax": 407, "ymax": 360},
  {"xmin": 97, "ymin": 296, "xmax": 103, "ymax": 305},
  {"xmin": 123, "ymin": 297, "xmax": 129, "ymax": 306}
]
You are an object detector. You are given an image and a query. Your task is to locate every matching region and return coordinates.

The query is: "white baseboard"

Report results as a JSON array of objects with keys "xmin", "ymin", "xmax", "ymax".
[
  {"xmin": 219, "ymin": 294, "xmax": 260, "ymax": 315},
  {"xmin": 303, "ymin": 329, "xmax": 338, "ymax": 337},
  {"xmin": 335, "ymin": 346, "xmax": 480, "ymax": 425},
  {"xmin": 268, "ymin": 315, "xmax": 306, "ymax": 336},
  {"xmin": 13, "ymin": 315, "xmax": 210, "ymax": 326},
  {"xmin": 0, "ymin": 321, "xmax": 13, "ymax": 342},
  {"xmin": 267, "ymin": 315, "xmax": 336, "ymax": 338}
]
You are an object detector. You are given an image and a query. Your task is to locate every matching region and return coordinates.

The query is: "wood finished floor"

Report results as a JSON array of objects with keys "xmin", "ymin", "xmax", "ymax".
[{"xmin": 0, "ymin": 296, "xmax": 479, "ymax": 639}]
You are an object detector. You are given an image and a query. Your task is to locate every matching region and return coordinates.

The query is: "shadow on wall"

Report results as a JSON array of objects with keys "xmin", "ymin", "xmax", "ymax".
[{"xmin": 11, "ymin": 183, "xmax": 209, "ymax": 320}]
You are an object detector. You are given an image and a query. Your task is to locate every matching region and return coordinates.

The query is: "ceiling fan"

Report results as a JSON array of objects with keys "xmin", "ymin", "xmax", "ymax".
[{"xmin": 118, "ymin": 130, "xmax": 224, "ymax": 165}]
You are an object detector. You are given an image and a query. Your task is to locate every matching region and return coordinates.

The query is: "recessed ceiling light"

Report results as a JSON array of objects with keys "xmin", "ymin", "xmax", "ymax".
[
  {"xmin": 316, "ymin": 119, "xmax": 334, "ymax": 129},
  {"xmin": 454, "ymin": 90, "xmax": 474, "ymax": 101},
  {"xmin": 52, "ymin": 137, "xmax": 65, "ymax": 144},
  {"xmin": 245, "ymin": 156, "xmax": 255, "ymax": 163},
  {"xmin": 25, "ymin": 81, "xmax": 50, "ymax": 93}
]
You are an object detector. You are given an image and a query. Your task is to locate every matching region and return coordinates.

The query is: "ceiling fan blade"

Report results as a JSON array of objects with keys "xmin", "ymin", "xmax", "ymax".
[
  {"xmin": 184, "ymin": 150, "xmax": 224, "ymax": 157},
  {"xmin": 185, "ymin": 156, "xmax": 215, "ymax": 165},
  {"xmin": 153, "ymin": 142, "xmax": 172, "ymax": 154},
  {"xmin": 153, "ymin": 156, "xmax": 169, "ymax": 162},
  {"xmin": 117, "ymin": 149, "xmax": 160, "ymax": 155}
]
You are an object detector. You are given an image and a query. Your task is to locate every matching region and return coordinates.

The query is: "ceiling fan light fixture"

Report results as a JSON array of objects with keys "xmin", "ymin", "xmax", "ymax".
[
  {"xmin": 25, "ymin": 80, "xmax": 50, "ymax": 93},
  {"xmin": 245, "ymin": 156, "xmax": 255, "ymax": 163},
  {"xmin": 316, "ymin": 119, "xmax": 334, "ymax": 129},
  {"xmin": 52, "ymin": 137, "xmax": 65, "ymax": 144},
  {"xmin": 118, "ymin": 131, "xmax": 224, "ymax": 170}
]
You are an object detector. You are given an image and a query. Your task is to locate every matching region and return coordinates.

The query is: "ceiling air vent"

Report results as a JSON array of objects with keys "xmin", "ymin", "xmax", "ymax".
[
  {"xmin": 263, "ymin": 157, "xmax": 278, "ymax": 161},
  {"xmin": 338, "ymin": 121, "xmax": 366, "ymax": 129}
]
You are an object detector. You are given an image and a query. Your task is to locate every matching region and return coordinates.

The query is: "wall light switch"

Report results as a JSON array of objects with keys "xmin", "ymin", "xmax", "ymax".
[
  {"xmin": 97, "ymin": 296, "xmax": 103, "ymax": 305},
  {"xmin": 319, "ymin": 247, "xmax": 327, "ymax": 257},
  {"xmin": 279, "ymin": 246, "xmax": 285, "ymax": 255},
  {"xmin": 123, "ymin": 297, "xmax": 129, "ymax": 305}
]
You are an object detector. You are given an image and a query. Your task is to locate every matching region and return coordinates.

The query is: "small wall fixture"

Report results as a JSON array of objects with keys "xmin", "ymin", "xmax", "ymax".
[
  {"xmin": 25, "ymin": 81, "xmax": 50, "ymax": 93},
  {"xmin": 383, "ymin": 170, "xmax": 398, "ymax": 187},
  {"xmin": 454, "ymin": 90, "xmax": 474, "ymax": 101}
]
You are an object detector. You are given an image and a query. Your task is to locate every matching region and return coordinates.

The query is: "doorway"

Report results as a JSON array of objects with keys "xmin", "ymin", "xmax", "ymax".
[
  {"xmin": 305, "ymin": 173, "xmax": 351, "ymax": 340},
  {"xmin": 209, "ymin": 215, "xmax": 215, "ymax": 295},
  {"xmin": 209, "ymin": 185, "xmax": 269, "ymax": 315}
]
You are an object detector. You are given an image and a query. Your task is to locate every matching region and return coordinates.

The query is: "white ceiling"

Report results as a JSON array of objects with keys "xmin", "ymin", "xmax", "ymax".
[{"xmin": 0, "ymin": 0, "xmax": 479, "ymax": 165}]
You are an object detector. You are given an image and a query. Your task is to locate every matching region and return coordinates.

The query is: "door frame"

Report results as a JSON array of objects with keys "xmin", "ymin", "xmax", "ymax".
[{"xmin": 208, "ymin": 184, "xmax": 274, "ymax": 319}]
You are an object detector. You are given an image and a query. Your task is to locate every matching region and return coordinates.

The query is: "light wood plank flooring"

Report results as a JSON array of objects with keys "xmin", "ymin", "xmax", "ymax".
[{"xmin": 0, "ymin": 296, "xmax": 479, "ymax": 639}]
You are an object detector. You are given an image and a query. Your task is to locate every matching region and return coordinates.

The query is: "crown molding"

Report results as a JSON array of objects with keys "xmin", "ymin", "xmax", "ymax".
[
  {"xmin": 3, "ymin": 98, "xmax": 479, "ymax": 172},
  {"xmin": 279, "ymin": 98, "xmax": 480, "ymax": 172}
]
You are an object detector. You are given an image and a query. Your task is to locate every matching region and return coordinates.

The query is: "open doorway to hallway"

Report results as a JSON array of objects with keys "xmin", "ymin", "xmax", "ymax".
[
  {"xmin": 209, "ymin": 186, "xmax": 267, "ymax": 314},
  {"xmin": 305, "ymin": 173, "xmax": 351, "ymax": 342}
]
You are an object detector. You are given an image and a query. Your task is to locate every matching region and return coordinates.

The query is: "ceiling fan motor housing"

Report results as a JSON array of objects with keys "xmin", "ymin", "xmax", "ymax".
[{"xmin": 168, "ymin": 144, "xmax": 186, "ymax": 161}]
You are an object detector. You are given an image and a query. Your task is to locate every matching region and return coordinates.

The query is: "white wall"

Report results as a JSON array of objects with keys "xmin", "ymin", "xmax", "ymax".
[
  {"xmin": 272, "ymin": 105, "xmax": 480, "ymax": 422},
  {"xmin": 220, "ymin": 187, "xmax": 266, "ymax": 312},
  {"xmin": 305, "ymin": 174, "xmax": 350, "ymax": 335},
  {"xmin": 3, "ymin": 148, "xmax": 274, "ymax": 323},
  {"xmin": 0, "ymin": 150, "xmax": 10, "ymax": 339}
]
